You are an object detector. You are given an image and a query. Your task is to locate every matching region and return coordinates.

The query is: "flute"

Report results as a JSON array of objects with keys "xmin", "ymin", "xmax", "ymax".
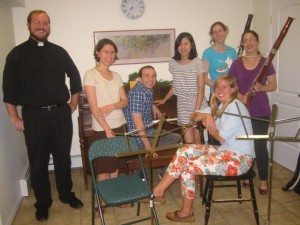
[{"xmin": 246, "ymin": 16, "xmax": 294, "ymax": 110}]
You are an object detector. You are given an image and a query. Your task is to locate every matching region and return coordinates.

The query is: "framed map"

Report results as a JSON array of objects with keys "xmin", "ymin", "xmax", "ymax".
[{"xmin": 93, "ymin": 29, "xmax": 175, "ymax": 65}]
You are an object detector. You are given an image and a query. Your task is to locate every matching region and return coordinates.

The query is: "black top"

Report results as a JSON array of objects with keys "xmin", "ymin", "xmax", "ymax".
[{"xmin": 3, "ymin": 37, "xmax": 82, "ymax": 106}]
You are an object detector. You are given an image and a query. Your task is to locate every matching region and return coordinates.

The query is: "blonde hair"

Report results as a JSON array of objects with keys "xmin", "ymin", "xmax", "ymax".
[{"xmin": 210, "ymin": 74, "xmax": 239, "ymax": 118}]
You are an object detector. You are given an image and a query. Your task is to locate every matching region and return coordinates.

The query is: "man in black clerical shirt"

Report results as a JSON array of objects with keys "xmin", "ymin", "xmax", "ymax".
[{"xmin": 2, "ymin": 10, "xmax": 83, "ymax": 221}]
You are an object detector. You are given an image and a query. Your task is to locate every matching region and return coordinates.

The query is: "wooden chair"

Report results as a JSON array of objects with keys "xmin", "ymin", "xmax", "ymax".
[{"xmin": 202, "ymin": 169, "xmax": 260, "ymax": 225}]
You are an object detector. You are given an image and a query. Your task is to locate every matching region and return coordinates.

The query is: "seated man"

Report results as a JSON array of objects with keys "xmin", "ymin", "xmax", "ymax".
[{"xmin": 124, "ymin": 65, "xmax": 182, "ymax": 171}]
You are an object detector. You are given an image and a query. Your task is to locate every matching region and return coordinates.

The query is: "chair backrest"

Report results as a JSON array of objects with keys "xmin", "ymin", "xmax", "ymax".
[{"xmin": 88, "ymin": 136, "xmax": 140, "ymax": 162}]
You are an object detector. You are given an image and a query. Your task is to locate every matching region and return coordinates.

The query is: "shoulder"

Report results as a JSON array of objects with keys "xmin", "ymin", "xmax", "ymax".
[
  {"xmin": 203, "ymin": 47, "xmax": 213, "ymax": 54},
  {"xmin": 83, "ymin": 68, "xmax": 97, "ymax": 82},
  {"xmin": 84, "ymin": 67, "xmax": 96, "ymax": 76},
  {"xmin": 112, "ymin": 71, "xmax": 121, "ymax": 78},
  {"xmin": 6, "ymin": 40, "xmax": 31, "ymax": 58},
  {"xmin": 169, "ymin": 58, "xmax": 176, "ymax": 65},
  {"xmin": 225, "ymin": 46, "xmax": 237, "ymax": 56},
  {"xmin": 232, "ymin": 57, "xmax": 242, "ymax": 65},
  {"xmin": 47, "ymin": 42, "xmax": 70, "ymax": 55},
  {"xmin": 226, "ymin": 99, "xmax": 249, "ymax": 115},
  {"xmin": 192, "ymin": 57, "xmax": 202, "ymax": 64}
]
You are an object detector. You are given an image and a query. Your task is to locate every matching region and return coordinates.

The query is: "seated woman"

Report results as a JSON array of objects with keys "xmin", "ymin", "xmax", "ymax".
[{"xmin": 152, "ymin": 74, "xmax": 255, "ymax": 223}]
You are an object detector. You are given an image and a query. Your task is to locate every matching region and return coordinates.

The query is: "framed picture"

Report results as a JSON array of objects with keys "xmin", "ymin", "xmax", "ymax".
[{"xmin": 93, "ymin": 29, "xmax": 175, "ymax": 65}]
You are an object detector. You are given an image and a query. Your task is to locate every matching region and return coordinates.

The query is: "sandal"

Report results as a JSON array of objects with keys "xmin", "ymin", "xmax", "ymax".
[
  {"xmin": 94, "ymin": 206, "xmax": 106, "ymax": 217},
  {"xmin": 243, "ymin": 181, "xmax": 250, "ymax": 188},
  {"xmin": 166, "ymin": 210, "xmax": 195, "ymax": 223},
  {"xmin": 259, "ymin": 188, "xmax": 268, "ymax": 195},
  {"xmin": 119, "ymin": 204, "xmax": 130, "ymax": 208}
]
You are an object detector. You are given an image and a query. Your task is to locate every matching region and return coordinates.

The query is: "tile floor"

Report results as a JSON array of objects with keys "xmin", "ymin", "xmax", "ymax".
[{"xmin": 12, "ymin": 162, "xmax": 300, "ymax": 225}]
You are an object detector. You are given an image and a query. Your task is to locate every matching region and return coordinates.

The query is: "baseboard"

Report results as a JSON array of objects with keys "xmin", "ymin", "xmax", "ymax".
[
  {"xmin": 19, "ymin": 167, "xmax": 30, "ymax": 196},
  {"xmin": 48, "ymin": 154, "xmax": 83, "ymax": 171}
]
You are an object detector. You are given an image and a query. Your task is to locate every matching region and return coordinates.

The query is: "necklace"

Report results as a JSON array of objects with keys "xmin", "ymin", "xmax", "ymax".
[{"xmin": 243, "ymin": 55, "xmax": 260, "ymax": 58}]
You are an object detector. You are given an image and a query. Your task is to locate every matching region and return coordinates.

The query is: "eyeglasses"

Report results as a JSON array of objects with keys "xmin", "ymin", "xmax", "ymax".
[
  {"xmin": 101, "ymin": 50, "xmax": 116, "ymax": 55},
  {"xmin": 242, "ymin": 38, "xmax": 257, "ymax": 43},
  {"xmin": 31, "ymin": 20, "xmax": 50, "ymax": 26}
]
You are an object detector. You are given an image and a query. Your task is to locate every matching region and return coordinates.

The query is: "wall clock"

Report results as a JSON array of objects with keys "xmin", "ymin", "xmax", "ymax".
[{"xmin": 121, "ymin": 0, "xmax": 145, "ymax": 19}]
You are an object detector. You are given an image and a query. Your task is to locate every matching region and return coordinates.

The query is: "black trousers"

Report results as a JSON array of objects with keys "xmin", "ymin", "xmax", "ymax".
[
  {"xmin": 251, "ymin": 116, "xmax": 270, "ymax": 181},
  {"xmin": 22, "ymin": 104, "xmax": 74, "ymax": 208}
]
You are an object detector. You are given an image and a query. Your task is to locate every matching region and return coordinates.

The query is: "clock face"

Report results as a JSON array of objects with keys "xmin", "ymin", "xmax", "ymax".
[{"xmin": 121, "ymin": 0, "xmax": 145, "ymax": 19}]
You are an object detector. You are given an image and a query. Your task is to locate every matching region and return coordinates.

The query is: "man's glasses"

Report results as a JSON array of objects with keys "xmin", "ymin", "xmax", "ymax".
[{"xmin": 31, "ymin": 21, "xmax": 50, "ymax": 26}]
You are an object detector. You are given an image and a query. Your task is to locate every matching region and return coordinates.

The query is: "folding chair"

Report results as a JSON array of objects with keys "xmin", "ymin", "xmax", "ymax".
[{"xmin": 88, "ymin": 136, "xmax": 159, "ymax": 225}]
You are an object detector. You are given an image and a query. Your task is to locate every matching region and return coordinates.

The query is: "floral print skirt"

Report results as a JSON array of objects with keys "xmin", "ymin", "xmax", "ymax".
[{"xmin": 167, "ymin": 144, "xmax": 253, "ymax": 199}]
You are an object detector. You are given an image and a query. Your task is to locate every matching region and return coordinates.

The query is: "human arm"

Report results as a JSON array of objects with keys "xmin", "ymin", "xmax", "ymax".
[
  {"xmin": 68, "ymin": 92, "xmax": 80, "ymax": 113},
  {"xmin": 84, "ymin": 85, "xmax": 115, "ymax": 138},
  {"xmin": 253, "ymin": 74, "xmax": 277, "ymax": 93},
  {"xmin": 131, "ymin": 113, "xmax": 152, "ymax": 149},
  {"xmin": 202, "ymin": 59, "xmax": 214, "ymax": 87},
  {"xmin": 195, "ymin": 73, "xmax": 205, "ymax": 111},
  {"xmin": 5, "ymin": 103, "xmax": 24, "ymax": 131},
  {"xmin": 153, "ymin": 86, "xmax": 173, "ymax": 106},
  {"xmin": 152, "ymin": 104, "xmax": 161, "ymax": 119},
  {"xmin": 191, "ymin": 111, "xmax": 216, "ymax": 135},
  {"xmin": 98, "ymin": 86, "xmax": 128, "ymax": 117}
]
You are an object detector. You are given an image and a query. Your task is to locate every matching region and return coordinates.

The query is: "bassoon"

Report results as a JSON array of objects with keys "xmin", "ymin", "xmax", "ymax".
[
  {"xmin": 246, "ymin": 16, "xmax": 294, "ymax": 110},
  {"xmin": 237, "ymin": 14, "xmax": 254, "ymax": 57}
]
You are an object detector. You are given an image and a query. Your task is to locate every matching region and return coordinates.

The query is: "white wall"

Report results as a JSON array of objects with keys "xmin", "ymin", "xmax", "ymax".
[
  {"xmin": 0, "ymin": 1, "xmax": 28, "ymax": 225},
  {"xmin": 2, "ymin": 1, "xmax": 275, "ymax": 224},
  {"xmin": 11, "ymin": 0, "xmax": 253, "ymax": 160}
]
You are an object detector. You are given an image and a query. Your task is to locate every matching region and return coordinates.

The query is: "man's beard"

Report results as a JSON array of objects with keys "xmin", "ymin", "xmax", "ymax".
[{"xmin": 30, "ymin": 29, "xmax": 50, "ymax": 42}]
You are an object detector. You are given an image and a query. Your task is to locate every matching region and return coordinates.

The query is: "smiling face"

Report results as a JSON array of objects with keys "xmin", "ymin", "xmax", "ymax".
[
  {"xmin": 242, "ymin": 32, "xmax": 260, "ymax": 55},
  {"xmin": 211, "ymin": 24, "xmax": 228, "ymax": 44},
  {"xmin": 178, "ymin": 37, "xmax": 192, "ymax": 59},
  {"xmin": 138, "ymin": 67, "xmax": 157, "ymax": 90},
  {"xmin": 214, "ymin": 79, "xmax": 234, "ymax": 104},
  {"xmin": 27, "ymin": 12, "xmax": 50, "ymax": 42},
  {"xmin": 96, "ymin": 44, "xmax": 116, "ymax": 66}
]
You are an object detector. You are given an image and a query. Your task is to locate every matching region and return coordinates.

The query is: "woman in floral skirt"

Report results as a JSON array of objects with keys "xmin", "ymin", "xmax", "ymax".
[{"xmin": 152, "ymin": 74, "xmax": 255, "ymax": 223}]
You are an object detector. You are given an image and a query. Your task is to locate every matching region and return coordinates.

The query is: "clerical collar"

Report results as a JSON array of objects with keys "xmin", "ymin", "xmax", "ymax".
[{"xmin": 28, "ymin": 37, "xmax": 46, "ymax": 46}]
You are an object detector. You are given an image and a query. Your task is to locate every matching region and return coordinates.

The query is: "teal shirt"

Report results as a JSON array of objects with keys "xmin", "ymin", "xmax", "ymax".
[{"xmin": 202, "ymin": 46, "xmax": 237, "ymax": 93}]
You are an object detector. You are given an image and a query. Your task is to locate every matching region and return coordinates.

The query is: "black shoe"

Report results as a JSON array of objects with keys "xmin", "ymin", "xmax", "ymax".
[
  {"xmin": 59, "ymin": 195, "xmax": 84, "ymax": 209},
  {"xmin": 35, "ymin": 207, "xmax": 48, "ymax": 221}
]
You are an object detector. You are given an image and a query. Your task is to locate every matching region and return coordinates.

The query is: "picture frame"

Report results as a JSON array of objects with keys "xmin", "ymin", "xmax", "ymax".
[{"xmin": 93, "ymin": 29, "xmax": 175, "ymax": 65}]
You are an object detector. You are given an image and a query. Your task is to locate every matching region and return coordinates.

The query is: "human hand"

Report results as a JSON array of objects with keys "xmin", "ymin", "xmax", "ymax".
[
  {"xmin": 253, "ymin": 82, "xmax": 263, "ymax": 92},
  {"xmin": 204, "ymin": 115, "xmax": 216, "ymax": 135},
  {"xmin": 152, "ymin": 104, "xmax": 161, "ymax": 119},
  {"xmin": 98, "ymin": 105, "xmax": 114, "ymax": 118},
  {"xmin": 105, "ymin": 129, "xmax": 115, "ymax": 138},
  {"xmin": 153, "ymin": 99, "xmax": 165, "ymax": 106},
  {"xmin": 190, "ymin": 112, "xmax": 206, "ymax": 123},
  {"xmin": 68, "ymin": 103, "xmax": 77, "ymax": 113},
  {"xmin": 145, "ymin": 152, "xmax": 158, "ymax": 158},
  {"xmin": 241, "ymin": 94, "xmax": 248, "ymax": 104},
  {"xmin": 11, "ymin": 117, "xmax": 24, "ymax": 131}
]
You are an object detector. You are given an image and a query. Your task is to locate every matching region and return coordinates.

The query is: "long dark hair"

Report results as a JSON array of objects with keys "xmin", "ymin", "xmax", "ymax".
[{"xmin": 173, "ymin": 32, "xmax": 198, "ymax": 60}]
